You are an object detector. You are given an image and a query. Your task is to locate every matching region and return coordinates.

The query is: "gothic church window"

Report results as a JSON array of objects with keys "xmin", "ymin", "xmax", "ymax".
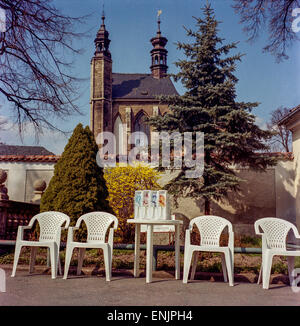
[{"xmin": 134, "ymin": 112, "xmax": 150, "ymax": 147}]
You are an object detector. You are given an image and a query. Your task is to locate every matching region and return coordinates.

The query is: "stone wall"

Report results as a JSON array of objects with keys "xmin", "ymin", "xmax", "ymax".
[{"xmin": 158, "ymin": 160, "xmax": 295, "ymax": 237}]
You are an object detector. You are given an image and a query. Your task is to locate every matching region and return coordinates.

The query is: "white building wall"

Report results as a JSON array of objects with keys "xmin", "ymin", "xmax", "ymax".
[
  {"xmin": 0, "ymin": 161, "xmax": 55, "ymax": 202},
  {"xmin": 292, "ymin": 127, "xmax": 300, "ymax": 227}
]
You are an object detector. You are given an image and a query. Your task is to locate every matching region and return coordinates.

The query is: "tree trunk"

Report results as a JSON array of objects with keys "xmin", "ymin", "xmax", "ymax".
[{"xmin": 204, "ymin": 198, "xmax": 211, "ymax": 215}]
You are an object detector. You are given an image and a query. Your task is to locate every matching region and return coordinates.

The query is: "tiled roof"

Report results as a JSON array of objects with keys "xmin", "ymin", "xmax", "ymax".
[
  {"xmin": 0, "ymin": 144, "xmax": 54, "ymax": 156},
  {"xmin": 278, "ymin": 104, "xmax": 300, "ymax": 126},
  {"xmin": 112, "ymin": 73, "xmax": 179, "ymax": 99},
  {"xmin": 0, "ymin": 155, "xmax": 60, "ymax": 163}
]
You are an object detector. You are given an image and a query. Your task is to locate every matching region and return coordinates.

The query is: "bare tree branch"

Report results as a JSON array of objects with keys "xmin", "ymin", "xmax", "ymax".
[
  {"xmin": 233, "ymin": 0, "xmax": 300, "ymax": 61},
  {"xmin": 267, "ymin": 106, "xmax": 292, "ymax": 152},
  {"xmin": 0, "ymin": 0, "xmax": 88, "ymax": 133}
]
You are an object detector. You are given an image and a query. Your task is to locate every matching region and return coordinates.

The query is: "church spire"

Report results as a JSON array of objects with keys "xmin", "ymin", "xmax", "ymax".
[
  {"xmin": 94, "ymin": 7, "xmax": 111, "ymax": 58},
  {"xmin": 150, "ymin": 10, "xmax": 168, "ymax": 79},
  {"xmin": 90, "ymin": 7, "xmax": 113, "ymax": 139}
]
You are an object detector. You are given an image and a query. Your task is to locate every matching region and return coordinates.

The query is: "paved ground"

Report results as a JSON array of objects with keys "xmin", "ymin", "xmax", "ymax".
[{"xmin": 0, "ymin": 264, "xmax": 300, "ymax": 306}]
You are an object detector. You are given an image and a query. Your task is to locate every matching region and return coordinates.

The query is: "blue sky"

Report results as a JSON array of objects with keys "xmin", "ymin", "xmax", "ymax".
[{"xmin": 1, "ymin": 0, "xmax": 299, "ymax": 154}]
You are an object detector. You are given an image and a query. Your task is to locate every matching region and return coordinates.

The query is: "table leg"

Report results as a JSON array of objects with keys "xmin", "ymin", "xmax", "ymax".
[
  {"xmin": 146, "ymin": 224, "xmax": 154, "ymax": 283},
  {"xmin": 175, "ymin": 224, "xmax": 180, "ymax": 280},
  {"xmin": 134, "ymin": 224, "xmax": 141, "ymax": 278}
]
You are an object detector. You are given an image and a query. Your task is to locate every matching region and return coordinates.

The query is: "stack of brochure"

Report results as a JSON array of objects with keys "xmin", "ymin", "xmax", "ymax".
[{"xmin": 134, "ymin": 190, "xmax": 170, "ymax": 220}]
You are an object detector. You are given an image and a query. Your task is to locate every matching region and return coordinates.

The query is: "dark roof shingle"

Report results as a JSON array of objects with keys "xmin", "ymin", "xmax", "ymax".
[
  {"xmin": 112, "ymin": 73, "xmax": 178, "ymax": 99},
  {"xmin": 0, "ymin": 144, "xmax": 54, "ymax": 156}
]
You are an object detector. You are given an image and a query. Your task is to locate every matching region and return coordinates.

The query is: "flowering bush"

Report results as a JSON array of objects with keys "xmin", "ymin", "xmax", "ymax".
[{"xmin": 104, "ymin": 164, "xmax": 161, "ymax": 243}]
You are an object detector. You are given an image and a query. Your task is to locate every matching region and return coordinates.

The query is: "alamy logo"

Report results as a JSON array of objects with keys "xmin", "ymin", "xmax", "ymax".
[
  {"xmin": 291, "ymin": 268, "xmax": 300, "ymax": 293},
  {"xmin": 96, "ymin": 131, "xmax": 204, "ymax": 179},
  {"xmin": 292, "ymin": 8, "xmax": 300, "ymax": 33},
  {"xmin": 0, "ymin": 8, "xmax": 6, "ymax": 32}
]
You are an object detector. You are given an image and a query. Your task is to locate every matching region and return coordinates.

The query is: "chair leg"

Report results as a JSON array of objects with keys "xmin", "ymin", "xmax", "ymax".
[
  {"xmin": 63, "ymin": 245, "xmax": 74, "ymax": 279},
  {"xmin": 103, "ymin": 246, "xmax": 111, "ymax": 281},
  {"xmin": 49, "ymin": 244, "xmax": 58, "ymax": 279},
  {"xmin": 29, "ymin": 247, "xmax": 38, "ymax": 274},
  {"xmin": 110, "ymin": 245, "xmax": 113, "ymax": 271},
  {"xmin": 183, "ymin": 248, "xmax": 193, "ymax": 284},
  {"xmin": 77, "ymin": 248, "xmax": 86, "ymax": 276},
  {"xmin": 287, "ymin": 256, "xmax": 295, "ymax": 286},
  {"xmin": 262, "ymin": 252, "xmax": 273, "ymax": 290},
  {"xmin": 221, "ymin": 253, "xmax": 228, "ymax": 283},
  {"xmin": 258, "ymin": 251, "xmax": 265, "ymax": 285},
  {"xmin": 190, "ymin": 251, "xmax": 199, "ymax": 280},
  {"xmin": 224, "ymin": 250, "xmax": 234, "ymax": 286},
  {"xmin": 11, "ymin": 244, "xmax": 22, "ymax": 277},
  {"xmin": 46, "ymin": 248, "xmax": 50, "ymax": 267},
  {"xmin": 58, "ymin": 256, "xmax": 62, "ymax": 276},
  {"xmin": 257, "ymin": 266, "xmax": 262, "ymax": 284}
]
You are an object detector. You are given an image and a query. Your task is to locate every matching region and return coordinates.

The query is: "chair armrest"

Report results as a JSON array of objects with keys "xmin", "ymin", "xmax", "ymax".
[
  {"xmin": 254, "ymin": 221, "xmax": 264, "ymax": 236},
  {"xmin": 75, "ymin": 217, "xmax": 84, "ymax": 228},
  {"xmin": 108, "ymin": 227, "xmax": 114, "ymax": 247},
  {"xmin": 17, "ymin": 225, "xmax": 33, "ymax": 241},
  {"xmin": 184, "ymin": 228, "xmax": 191, "ymax": 248},
  {"xmin": 228, "ymin": 231, "xmax": 234, "ymax": 251},
  {"xmin": 291, "ymin": 225, "xmax": 300, "ymax": 239},
  {"xmin": 66, "ymin": 227, "xmax": 79, "ymax": 243}
]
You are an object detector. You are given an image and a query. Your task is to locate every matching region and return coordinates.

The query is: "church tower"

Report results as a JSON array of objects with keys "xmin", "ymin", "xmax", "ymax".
[
  {"xmin": 150, "ymin": 14, "xmax": 168, "ymax": 79},
  {"xmin": 90, "ymin": 11, "xmax": 113, "ymax": 139}
]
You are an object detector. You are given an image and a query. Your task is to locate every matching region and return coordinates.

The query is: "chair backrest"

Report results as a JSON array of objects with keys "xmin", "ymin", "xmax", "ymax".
[
  {"xmin": 76, "ymin": 212, "xmax": 118, "ymax": 243},
  {"xmin": 33, "ymin": 211, "xmax": 70, "ymax": 243},
  {"xmin": 254, "ymin": 217, "xmax": 297, "ymax": 250},
  {"xmin": 190, "ymin": 215, "xmax": 233, "ymax": 247}
]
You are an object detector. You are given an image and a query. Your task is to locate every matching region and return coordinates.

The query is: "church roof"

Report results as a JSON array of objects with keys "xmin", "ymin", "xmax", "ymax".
[{"xmin": 112, "ymin": 73, "xmax": 179, "ymax": 100}]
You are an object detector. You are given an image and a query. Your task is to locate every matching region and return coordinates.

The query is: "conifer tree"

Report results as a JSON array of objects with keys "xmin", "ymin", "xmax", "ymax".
[
  {"xmin": 149, "ymin": 4, "xmax": 276, "ymax": 214},
  {"xmin": 40, "ymin": 123, "xmax": 113, "ymax": 239}
]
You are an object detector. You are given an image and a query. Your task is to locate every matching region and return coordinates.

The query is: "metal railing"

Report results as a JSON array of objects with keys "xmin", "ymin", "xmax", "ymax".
[{"xmin": 1, "ymin": 240, "xmax": 299, "ymax": 271}]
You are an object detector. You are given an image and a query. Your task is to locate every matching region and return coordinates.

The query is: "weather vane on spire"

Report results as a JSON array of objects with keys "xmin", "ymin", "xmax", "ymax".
[{"xmin": 157, "ymin": 10, "xmax": 162, "ymax": 32}]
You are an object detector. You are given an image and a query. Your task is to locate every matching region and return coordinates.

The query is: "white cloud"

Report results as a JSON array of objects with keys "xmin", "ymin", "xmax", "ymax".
[{"xmin": 255, "ymin": 116, "xmax": 268, "ymax": 130}]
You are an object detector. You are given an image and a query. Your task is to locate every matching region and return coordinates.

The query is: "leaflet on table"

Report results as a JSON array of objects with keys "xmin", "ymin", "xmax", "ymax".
[{"xmin": 134, "ymin": 190, "xmax": 170, "ymax": 220}]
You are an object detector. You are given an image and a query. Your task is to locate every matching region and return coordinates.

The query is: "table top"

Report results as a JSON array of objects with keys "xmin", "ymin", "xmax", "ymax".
[{"xmin": 127, "ymin": 219, "xmax": 183, "ymax": 225}]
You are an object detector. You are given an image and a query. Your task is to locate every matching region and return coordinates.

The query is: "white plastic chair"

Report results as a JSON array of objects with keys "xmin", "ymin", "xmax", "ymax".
[
  {"xmin": 183, "ymin": 215, "xmax": 234, "ymax": 286},
  {"xmin": 255, "ymin": 217, "xmax": 300, "ymax": 289},
  {"xmin": 63, "ymin": 212, "xmax": 118, "ymax": 281},
  {"xmin": 0, "ymin": 268, "xmax": 5, "ymax": 292},
  {"xmin": 11, "ymin": 211, "xmax": 70, "ymax": 279}
]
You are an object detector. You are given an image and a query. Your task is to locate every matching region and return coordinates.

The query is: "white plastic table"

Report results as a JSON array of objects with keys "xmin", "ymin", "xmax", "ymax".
[{"xmin": 127, "ymin": 219, "xmax": 183, "ymax": 283}]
